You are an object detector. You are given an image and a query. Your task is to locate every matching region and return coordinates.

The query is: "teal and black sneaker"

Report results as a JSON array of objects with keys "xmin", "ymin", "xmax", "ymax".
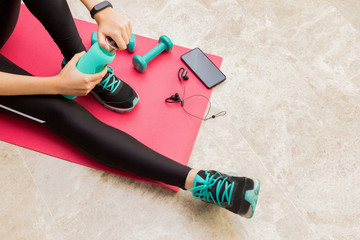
[
  {"xmin": 188, "ymin": 170, "xmax": 260, "ymax": 218},
  {"xmin": 90, "ymin": 65, "xmax": 139, "ymax": 112},
  {"xmin": 61, "ymin": 59, "xmax": 139, "ymax": 113}
]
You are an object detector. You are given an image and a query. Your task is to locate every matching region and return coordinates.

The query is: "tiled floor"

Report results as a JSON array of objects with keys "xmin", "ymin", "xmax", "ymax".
[{"xmin": 1, "ymin": 0, "xmax": 359, "ymax": 239}]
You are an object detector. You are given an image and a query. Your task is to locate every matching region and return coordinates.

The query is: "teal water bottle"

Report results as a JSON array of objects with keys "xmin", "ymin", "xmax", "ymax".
[{"xmin": 62, "ymin": 41, "xmax": 115, "ymax": 100}]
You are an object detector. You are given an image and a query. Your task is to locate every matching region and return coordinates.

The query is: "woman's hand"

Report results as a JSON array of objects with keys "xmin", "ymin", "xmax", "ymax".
[
  {"xmin": 53, "ymin": 52, "xmax": 107, "ymax": 96},
  {"xmin": 94, "ymin": 7, "xmax": 132, "ymax": 52}
]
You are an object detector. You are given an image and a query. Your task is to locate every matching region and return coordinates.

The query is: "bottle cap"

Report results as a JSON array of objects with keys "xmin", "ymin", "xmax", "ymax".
[{"xmin": 105, "ymin": 36, "xmax": 119, "ymax": 53}]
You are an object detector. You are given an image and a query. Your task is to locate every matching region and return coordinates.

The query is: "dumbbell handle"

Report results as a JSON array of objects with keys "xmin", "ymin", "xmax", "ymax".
[{"xmin": 142, "ymin": 42, "xmax": 167, "ymax": 63}]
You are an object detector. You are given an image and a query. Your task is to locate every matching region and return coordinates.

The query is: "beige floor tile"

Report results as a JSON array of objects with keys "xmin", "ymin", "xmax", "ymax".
[
  {"xmin": 0, "ymin": 143, "xmax": 63, "ymax": 240},
  {"xmin": 1, "ymin": 0, "xmax": 359, "ymax": 239},
  {"xmin": 21, "ymin": 148, "xmax": 317, "ymax": 240}
]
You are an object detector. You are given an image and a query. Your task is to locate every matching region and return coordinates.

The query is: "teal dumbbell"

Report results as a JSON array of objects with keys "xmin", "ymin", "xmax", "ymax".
[
  {"xmin": 132, "ymin": 35, "xmax": 173, "ymax": 73},
  {"xmin": 128, "ymin": 34, "xmax": 136, "ymax": 53},
  {"xmin": 91, "ymin": 32, "xmax": 136, "ymax": 53}
]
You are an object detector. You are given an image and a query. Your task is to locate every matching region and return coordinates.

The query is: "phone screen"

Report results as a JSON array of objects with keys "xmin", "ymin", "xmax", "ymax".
[{"xmin": 181, "ymin": 48, "xmax": 226, "ymax": 88}]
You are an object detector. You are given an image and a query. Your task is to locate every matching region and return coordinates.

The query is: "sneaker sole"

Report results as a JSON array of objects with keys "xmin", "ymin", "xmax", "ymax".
[
  {"xmin": 91, "ymin": 91, "xmax": 140, "ymax": 113},
  {"xmin": 244, "ymin": 179, "xmax": 260, "ymax": 218}
]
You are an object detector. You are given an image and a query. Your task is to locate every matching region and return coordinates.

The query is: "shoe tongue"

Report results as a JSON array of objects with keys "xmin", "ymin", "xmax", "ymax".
[
  {"xmin": 194, "ymin": 171, "xmax": 232, "ymax": 205},
  {"xmin": 193, "ymin": 170, "xmax": 206, "ymax": 187},
  {"xmin": 103, "ymin": 70, "xmax": 111, "ymax": 80},
  {"xmin": 98, "ymin": 71, "xmax": 120, "ymax": 94}
]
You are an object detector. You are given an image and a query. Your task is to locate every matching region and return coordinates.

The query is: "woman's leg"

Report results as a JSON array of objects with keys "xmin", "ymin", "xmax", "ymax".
[
  {"xmin": 22, "ymin": 0, "xmax": 138, "ymax": 112},
  {"xmin": 0, "ymin": 0, "xmax": 84, "ymax": 59},
  {"xmin": 0, "ymin": 0, "xmax": 188, "ymax": 188},
  {"xmin": 0, "ymin": 54, "xmax": 191, "ymax": 189},
  {"xmin": 0, "ymin": 0, "xmax": 260, "ymax": 218},
  {"xmin": 0, "ymin": 0, "xmax": 21, "ymax": 49},
  {"xmin": 22, "ymin": 0, "xmax": 85, "ymax": 61}
]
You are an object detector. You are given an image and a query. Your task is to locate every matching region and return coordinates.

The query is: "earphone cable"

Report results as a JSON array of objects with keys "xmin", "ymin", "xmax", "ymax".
[{"xmin": 177, "ymin": 68, "xmax": 226, "ymax": 121}]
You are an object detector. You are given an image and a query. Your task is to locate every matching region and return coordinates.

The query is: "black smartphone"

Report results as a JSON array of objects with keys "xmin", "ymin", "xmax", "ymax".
[{"xmin": 181, "ymin": 48, "xmax": 226, "ymax": 89}]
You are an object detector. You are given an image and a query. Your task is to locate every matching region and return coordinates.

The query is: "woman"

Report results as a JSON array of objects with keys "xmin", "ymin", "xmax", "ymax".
[{"xmin": 0, "ymin": 0, "xmax": 260, "ymax": 218}]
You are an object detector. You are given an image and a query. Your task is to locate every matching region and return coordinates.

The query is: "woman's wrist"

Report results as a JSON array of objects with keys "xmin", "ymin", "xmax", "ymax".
[
  {"xmin": 93, "ymin": 6, "xmax": 113, "ymax": 23},
  {"xmin": 47, "ymin": 75, "xmax": 60, "ymax": 95},
  {"xmin": 80, "ymin": 0, "xmax": 104, "ymax": 12},
  {"xmin": 31, "ymin": 75, "xmax": 60, "ymax": 95},
  {"xmin": 81, "ymin": 0, "xmax": 113, "ymax": 20}
]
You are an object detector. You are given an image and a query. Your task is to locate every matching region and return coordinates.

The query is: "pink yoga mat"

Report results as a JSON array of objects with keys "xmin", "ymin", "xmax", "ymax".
[{"xmin": 0, "ymin": 5, "xmax": 223, "ymax": 191}]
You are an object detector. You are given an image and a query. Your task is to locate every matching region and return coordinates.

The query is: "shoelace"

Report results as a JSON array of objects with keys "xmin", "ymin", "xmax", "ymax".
[
  {"xmin": 187, "ymin": 171, "xmax": 235, "ymax": 207},
  {"xmin": 98, "ymin": 66, "xmax": 121, "ymax": 93}
]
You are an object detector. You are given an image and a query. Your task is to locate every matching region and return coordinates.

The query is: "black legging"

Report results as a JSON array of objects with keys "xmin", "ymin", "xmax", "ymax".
[
  {"xmin": 0, "ymin": 0, "xmax": 85, "ymax": 60},
  {"xmin": 0, "ymin": 0, "xmax": 191, "ymax": 189}
]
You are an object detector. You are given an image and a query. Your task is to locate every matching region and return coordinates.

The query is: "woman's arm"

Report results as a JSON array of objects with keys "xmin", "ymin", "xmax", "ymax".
[
  {"xmin": 0, "ymin": 52, "xmax": 106, "ymax": 96},
  {"xmin": 0, "ymin": 72, "xmax": 57, "ymax": 95},
  {"xmin": 80, "ymin": 0, "xmax": 132, "ymax": 52}
]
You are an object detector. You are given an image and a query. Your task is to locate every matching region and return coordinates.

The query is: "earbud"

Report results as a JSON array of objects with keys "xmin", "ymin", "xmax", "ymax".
[
  {"xmin": 171, "ymin": 93, "xmax": 181, "ymax": 101},
  {"xmin": 165, "ymin": 92, "xmax": 183, "ymax": 106},
  {"xmin": 165, "ymin": 67, "xmax": 226, "ymax": 120},
  {"xmin": 180, "ymin": 68, "xmax": 189, "ymax": 80}
]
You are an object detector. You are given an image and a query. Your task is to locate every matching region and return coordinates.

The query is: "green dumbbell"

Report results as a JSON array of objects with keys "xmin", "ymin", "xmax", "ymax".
[
  {"xmin": 91, "ymin": 32, "xmax": 136, "ymax": 53},
  {"xmin": 132, "ymin": 35, "xmax": 173, "ymax": 73},
  {"xmin": 128, "ymin": 34, "xmax": 136, "ymax": 53}
]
